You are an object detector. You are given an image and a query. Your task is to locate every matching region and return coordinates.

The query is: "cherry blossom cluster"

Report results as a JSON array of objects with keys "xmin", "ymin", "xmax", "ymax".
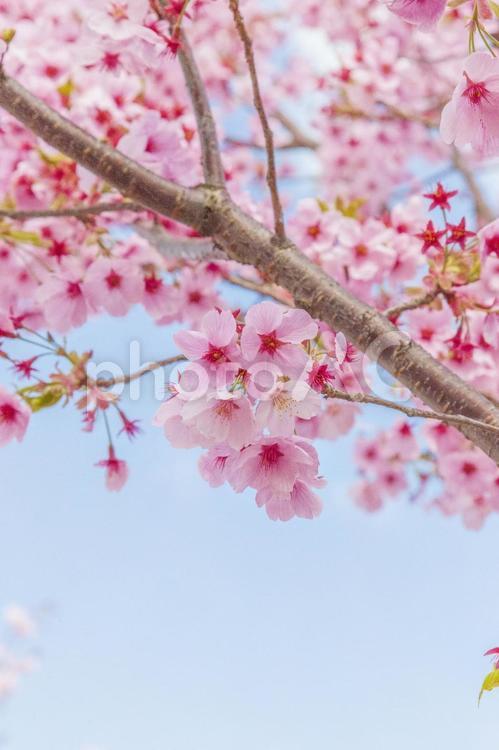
[
  {"xmin": 154, "ymin": 303, "xmax": 342, "ymax": 520},
  {"xmin": 0, "ymin": 0, "xmax": 497, "ymax": 524}
]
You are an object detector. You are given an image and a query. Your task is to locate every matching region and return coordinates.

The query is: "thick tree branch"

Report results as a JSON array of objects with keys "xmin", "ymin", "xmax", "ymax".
[
  {"xmin": 1, "ymin": 72, "xmax": 498, "ymax": 463},
  {"xmin": 228, "ymin": 0, "xmax": 286, "ymax": 240},
  {"xmin": 177, "ymin": 29, "xmax": 226, "ymax": 187},
  {"xmin": 0, "ymin": 75, "xmax": 208, "ymax": 229}
]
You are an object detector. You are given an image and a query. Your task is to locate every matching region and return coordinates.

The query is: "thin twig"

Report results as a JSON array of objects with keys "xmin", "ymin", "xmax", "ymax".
[
  {"xmin": 225, "ymin": 274, "xmax": 293, "ymax": 304},
  {"xmin": 451, "ymin": 146, "xmax": 493, "ymax": 225},
  {"xmin": 228, "ymin": 0, "xmax": 286, "ymax": 239},
  {"xmin": 0, "ymin": 201, "xmax": 146, "ymax": 221},
  {"xmin": 176, "ymin": 28, "xmax": 226, "ymax": 187},
  {"xmin": 324, "ymin": 387, "xmax": 499, "ymax": 436},
  {"xmin": 96, "ymin": 355, "xmax": 186, "ymax": 388},
  {"xmin": 272, "ymin": 110, "xmax": 319, "ymax": 150},
  {"xmin": 384, "ymin": 289, "xmax": 441, "ymax": 320}
]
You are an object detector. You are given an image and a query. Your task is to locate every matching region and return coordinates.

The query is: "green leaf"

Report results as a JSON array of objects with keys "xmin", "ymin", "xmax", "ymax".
[
  {"xmin": 479, "ymin": 669, "xmax": 499, "ymax": 704},
  {"xmin": 19, "ymin": 384, "xmax": 64, "ymax": 412}
]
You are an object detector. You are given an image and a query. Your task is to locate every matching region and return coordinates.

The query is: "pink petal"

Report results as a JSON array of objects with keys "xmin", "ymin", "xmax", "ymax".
[
  {"xmin": 245, "ymin": 301, "xmax": 284, "ymax": 334},
  {"xmin": 173, "ymin": 329, "xmax": 209, "ymax": 360},
  {"xmin": 277, "ymin": 308, "xmax": 318, "ymax": 342}
]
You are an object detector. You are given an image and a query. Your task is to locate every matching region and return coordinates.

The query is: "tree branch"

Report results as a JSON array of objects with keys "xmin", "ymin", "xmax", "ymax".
[
  {"xmin": 0, "ymin": 200, "xmax": 146, "ymax": 221},
  {"xmin": 96, "ymin": 355, "xmax": 185, "ymax": 388},
  {"xmin": 0, "ymin": 74, "xmax": 209, "ymax": 229},
  {"xmin": 228, "ymin": 0, "xmax": 286, "ymax": 240},
  {"xmin": 176, "ymin": 29, "xmax": 226, "ymax": 187},
  {"xmin": 384, "ymin": 288, "xmax": 441, "ymax": 320},
  {"xmin": 225, "ymin": 274, "xmax": 292, "ymax": 305},
  {"xmin": 1, "ymin": 71, "xmax": 498, "ymax": 463},
  {"xmin": 324, "ymin": 387, "xmax": 499, "ymax": 437},
  {"xmin": 451, "ymin": 146, "xmax": 493, "ymax": 226}
]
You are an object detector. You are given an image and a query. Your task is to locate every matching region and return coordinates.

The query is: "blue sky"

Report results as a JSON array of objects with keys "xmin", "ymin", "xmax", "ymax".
[{"xmin": 1, "ymin": 297, "xmax": 499, "ymax": 750}]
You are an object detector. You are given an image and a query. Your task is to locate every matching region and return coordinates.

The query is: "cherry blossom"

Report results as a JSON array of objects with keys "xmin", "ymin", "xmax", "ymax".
[
  {"xmin": 0, "ymin": 0, "xmax": 496, "ymax": 527},
  {"xmin": 440, "ymin": 53, "xmax": 499, "ymax": 156},
  {"xmin": 388, "ymin": 0, "xmax": 447, "ymax": 29},
  {"xmin": 0, "ymin": 388, "xmax": 30, "ymax": 447},
  {"xmin": 96, "ymin": 446, "xmax": 129, "ymax": 491},
  {"xmin": 240, "ymin": 302, "xmax": 318, "ymax": 377}
]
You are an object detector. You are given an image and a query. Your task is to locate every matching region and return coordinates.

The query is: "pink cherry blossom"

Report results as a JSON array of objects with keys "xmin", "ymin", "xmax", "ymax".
[
  {"xmin": 174, "ymin": 309, "xmax": 239, "ymax": 366},
  {"xmin": 440, "ymin": 53, "xmax": 499, "ymax": 156},
  {"xmin": 354, "ymin": 481, "xmax": 384, "ymax": 513},
  {"xmin": 37, "ymin": 259, "xmax": 92, "ymax": 333},
  {"xmin": 478, "ymin": 218, "xmax": 499, "ymax": 259},
  {"xmin": 438, "ymin": 449, "xmax": 497, "ymax": 497},
  {"xmin": 96, "ymin": 447, "xmax": 129, "ymax": 491},
  {"xmin": 198, "ymin": 446, "xmax": 238, "ymax": 488},
  {"xmin": 255, "ymin": 379, "xmax": 322, "ymax": 436},
  {"xmin": 256, "ymin": 479, "xmax": 323, "ymax": 522},
  {"xmin": 0, "ymin": 388, "xmax": 30, "ymax": 447},
  {"xmin": 84, "ymin": 258, "xmax": 143, "ymax": 317},
  {"xmin": 229, "ymin": 436, "xmax": 322, "ymax": 498},
  {"xmin": 388, "ymin": 0, "xmax": 447, "ymax": 29},
  {"xmin": 180, "ymin": 394, "xmax": 257, "ymax": 450},
  {"xmin": 240, "ymin": 302, "xmax": 317, "ymax": 376},
  {"xmin": 407, "ymin": 306, "xmax": 456, "ymax": 356},
  {"xmin": 118, "ymin": 111, "xmax": 197, "ymax": 182}
]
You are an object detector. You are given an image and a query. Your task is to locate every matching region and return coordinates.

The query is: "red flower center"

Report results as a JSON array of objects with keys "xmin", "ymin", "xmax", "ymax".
[
  {"xmin": 0, "ymin": 403, "xmax": 17, "ymax": 424},
  {"xmin": 463, "ymin": 76, "xmax": 489, "ymax": 105},
  {"xmin": 145, "ymin": 276, "xmax": 162, "ymax": 294},
  {"xmin": 485, "ymin": 234, "xmax": 499, "ymax": 257},
  {"xmin": 215, "ymin": 400, "xmax": 239, "ymax": 419},
  {"xmin": 105, "ymin": 270, "xmax": 122, "ymax": 290},
  {"xmin": 259, "ymin": 331, "xmax": 283, "ymax": 355},
  {"xmin": 66, "ymin": 280, "xmax": 82, "ymax": 299},
  {"xmin": 420, "ymin": 327, "xmax": 434, "ymax": 342},
  {"xmin": 259, "ymin": 442, "xmax": 284, "ymax": 470},
  {"xmin": 188, "ymin": 290, "xmax": 203, "ymax": 304},
  {"xmin": 307, "ymin": 223, "xmax": 321, "ymax": 239},
  {"xmin": 462, "ymin": 461, "xmax": 477, "ymax": 476},
  {"xmin": 355, "ymin": 243, "xmax": 369, "ymax": 258},
  {"xmin": 203, "ymin": 346, "xmax": 227, "ymax": 364}
]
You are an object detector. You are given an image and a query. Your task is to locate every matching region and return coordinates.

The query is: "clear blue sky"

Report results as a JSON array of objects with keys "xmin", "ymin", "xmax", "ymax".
[{"xmin": 1, "ymin": 295, "xmax": 499, "ymax": 750}]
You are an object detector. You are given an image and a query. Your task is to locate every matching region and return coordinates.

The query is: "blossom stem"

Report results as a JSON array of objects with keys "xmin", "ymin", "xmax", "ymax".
[
  {"xmin": 324, "ymin": 387, "xmax": 499, "ymax": 436},
  {"xmin": 228, "ymin": 0, "xmax": 286, "ymax": 240},
  {"xmin": 0, "ymin": 201, "xmax": 146, "ymax": 221}
]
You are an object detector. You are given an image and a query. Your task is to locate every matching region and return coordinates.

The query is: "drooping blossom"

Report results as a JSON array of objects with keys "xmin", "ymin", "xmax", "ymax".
[
  {"xmin": 440, "ymin": 53, "xmax": 499, "ymax": 156},
  {"xmin": 96, "ymin": 446, "xmax": 129, "ymax": 491},
  {"xmin": 0, "ymin": 388, "xmax": 30, "ymax": 447},
  {"xmin": 388, "ymin": 0, "xmax": 447, "ymax": 29},
  {"xmin": 228, "ymin": 436, "xmax": 324, "ymax": 521}
]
